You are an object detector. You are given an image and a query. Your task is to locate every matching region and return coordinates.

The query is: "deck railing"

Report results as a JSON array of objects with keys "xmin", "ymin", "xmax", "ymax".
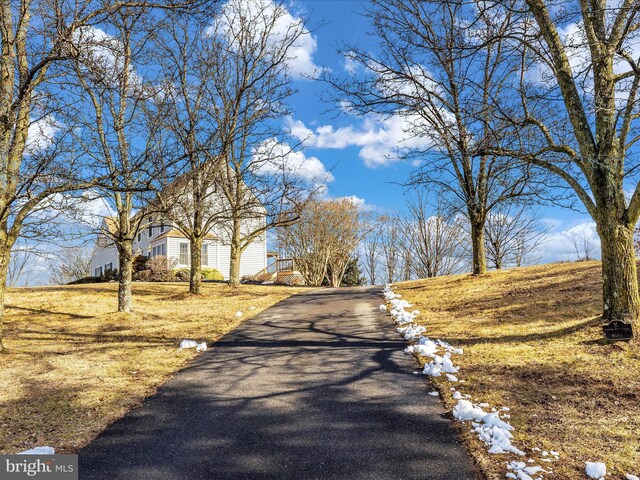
[
  {"xmin": 244, "ymin": 258, "xmax": 296, "ymax": 283},
  {"xmin": 276, "ymin": 258, "xmax": 295, "ymax": 272}
]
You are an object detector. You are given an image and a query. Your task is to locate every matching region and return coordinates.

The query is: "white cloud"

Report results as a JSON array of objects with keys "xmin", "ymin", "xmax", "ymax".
[
  {"xmin": 210, "ymin": 0, "xmax": 321, "ymax": 80},
  {"xmin": 73, "ymin": 26, "xmax": 144, "ymax": 93},
  {"xmin": 343, "ymin": 51, "xmax": 361, "ymax": 74},
  {"xmin": 286, "ymin": 114, "xmax": 433, "ymax": 168},
  {"xmin": 526, "ymin": 19, "xmax": 640, "ymax": 106},
  {"xmin": 253, "ymin": 138, "xmax": 334, "ymax": 184},
  {"xmin": 534, "ymin": 221, "xmax": 600, "ymax": 263},
  {"xmin": 339, "ymin": 195, "xmax": 365, "ymax": 207},
  {"xmin": 74, "ymin": 191, "xmax": 116, "ymax": 228},
  {"xmin": 26, "ymin": 115, "xmax": 60, "ymax": 154}
]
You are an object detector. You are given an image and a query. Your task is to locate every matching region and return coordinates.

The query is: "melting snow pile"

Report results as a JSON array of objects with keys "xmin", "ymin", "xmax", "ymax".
[
  {"xmin": 397, "ymin": 324, "xmax": 426, "ymax": 340},
  {"xmin": 18, "ymin": 447, "xmax": 55, "ymax": 455},
  {"xmin": 507, "ymin": 461, "xmax": 547, "ymax": 480},
  {"xmin": 382, "ymin": 284, "xmax": 553, "ymax": 480},
  {"xmin": 179, "ymin": 340, "xmax": 207, "ymax": 352},
  {"xmin": 585, "ymin": 462, "xmax": 607, "ymax": 479},
  {"xmin": 383, "ymin": 284, "xmax": 636, "ymax": 480}
]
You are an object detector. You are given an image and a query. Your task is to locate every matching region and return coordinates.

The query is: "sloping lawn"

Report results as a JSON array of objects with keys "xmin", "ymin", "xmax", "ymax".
[
  {"xmin": 394, "ymin": 262, "xmax": 640, "ymax": 479},
  {"xmin": 0, "ymin": 282, "xmax": 307, "ymax": 454}
]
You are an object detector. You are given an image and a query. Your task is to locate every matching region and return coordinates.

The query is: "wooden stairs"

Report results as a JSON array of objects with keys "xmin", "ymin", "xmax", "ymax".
[{"xmin": 243, "ymin": 258, "xmax": 305, "ymax": 286}]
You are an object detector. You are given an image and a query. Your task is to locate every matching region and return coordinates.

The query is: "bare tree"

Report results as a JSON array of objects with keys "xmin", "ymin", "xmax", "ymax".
[
  {"xmin": 398, "ymin": 193, "xmax": 464, "ymax": 278},
  {"xmin": 327, "ymin": 0, "xmax": 538, "ymax": 276},
  {"xmin": 380, "ymin": 216, "xmax": 402, "ymax": 283},
  {"xmin": 276, "ymin": 199, "xmax": 368, "ymax": 287},
  {"xmin": 361, "ymin": 221, "xmax": 382, "ymax": 285},
  {"xmin": 153, "ymin": 14, "xmax": 230, "ymax": 295},
  {"xmin": 484, "ymin": 205, "xmax": 548, "ymax": 269},
  {"xmin": 324, "ymin": 200, "xmax": 371, "ymax": 288},
  {"xmin": 8, "ymin": 241, "xmax": 48, "ymax": 287},
  {"xmin": 485, "ymin": 0, "xmax": 640, "ymax": 336},
  {"xmin": 573, "ymin": 234, "xmax": 597, "ymax": 263},
  {"xmin": 402, "ymin": 247, "xmax": 413, "ymax": 281},
  {"xmin": 206, "ymin": 0, "xmax": 321, "ymax": 287},
  {"xmin": 0, "ymin": 0, "xmax": 201, "ymax": 351},
  {"xmin": 49, "ymin": 248, "xmax": 92, "ymax": 285},
  {"xmin": 275, "ymin": 200, "xmax": 330, "ymax": 287},
  {"xmin": 66, "ymin": 11, "xmax": 167, "ymax": 312}
]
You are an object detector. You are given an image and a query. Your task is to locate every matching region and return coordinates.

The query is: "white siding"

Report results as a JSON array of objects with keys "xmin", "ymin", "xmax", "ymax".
[
  {"xmin": 239, "ymin": 238, "xmax": 267, "ymax": 278},
  {"xmin": 213, "ymin": 239, "xmax": 267, "ymax": 280},
  {"xmin": 90, "ymin": 237, "xmax": 119, "ymax": 276},
  {"xmin": 167, "ymin": 237, "xmax": 186, "ymax": 267},
  {"xmin": 167, "ymin": 237, "xmax": 232, "ymax": 274},
  {"xmin": 90, "ymin": 192, "xmax": 269, "ymax": 281},
  {"xmin": 217, "ymin": 244, "xmax": 231, "ymax": 280}
]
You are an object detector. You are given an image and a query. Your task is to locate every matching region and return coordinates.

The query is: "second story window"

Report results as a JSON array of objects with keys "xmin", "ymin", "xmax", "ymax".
[
  {"xmin": 148, "ymin": 223, "xmax": 153, "ymax": 238},
  {"xmin": 137, "ymin": 233, "xmax": 141, "ymax": 243}
]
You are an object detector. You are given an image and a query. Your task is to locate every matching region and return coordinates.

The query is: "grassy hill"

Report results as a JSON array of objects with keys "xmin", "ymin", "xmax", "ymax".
[
  {"xmin": 0, "ymin": 282, "xmax": 307, "ymax": 455},
  {"xmin": 394, "ymin": 261, "xmax": 640, "ymax": 479}
]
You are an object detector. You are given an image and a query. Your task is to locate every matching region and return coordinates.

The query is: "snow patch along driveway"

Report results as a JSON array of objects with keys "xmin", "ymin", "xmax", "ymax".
[{"xmin": 383, "ymin": 284, "xmax": 638, "ymax": 480}]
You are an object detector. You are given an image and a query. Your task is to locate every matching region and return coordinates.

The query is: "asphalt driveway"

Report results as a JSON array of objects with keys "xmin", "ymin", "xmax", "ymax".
[{"xmin": 79, "ymin": 287, "xmax": 479, "ymax": 480}]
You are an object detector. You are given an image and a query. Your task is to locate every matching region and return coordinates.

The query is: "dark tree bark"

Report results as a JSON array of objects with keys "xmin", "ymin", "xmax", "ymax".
[
  {"xmin": 485, "ymin": 0, "xmax": 640, "ymax": 336},
  {"xmin": 189, "ymin": 237, "xmax": 203, "ymax": 294},
  {"xmin": 228, "ymin": 237, "xmax": 242, "ymax": 288},
  {"xmin": 117, "ymin": 240, "xmax": 134, "ymax": 313},
  {"xmin": 0, "ymin": 237, "xmax": 14, "ymax": 352},
  {"xmin": 597, "ymin": 214, "xmax": 638, "ymax": 324}
]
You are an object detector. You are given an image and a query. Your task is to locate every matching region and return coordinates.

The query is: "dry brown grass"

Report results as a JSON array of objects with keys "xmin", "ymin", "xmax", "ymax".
[
  {"xmin": 394, "ymin": 261, "xmax": 640, "ymax": 479},
  {"xmin": 0, "ymin": 282, "xmax": 307, "ymax": 454}
]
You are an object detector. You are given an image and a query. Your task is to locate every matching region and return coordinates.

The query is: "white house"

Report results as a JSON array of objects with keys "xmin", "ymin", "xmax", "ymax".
[{"xmin": 90, "ymin": 215, "xmax": 268, "ymax": 281}]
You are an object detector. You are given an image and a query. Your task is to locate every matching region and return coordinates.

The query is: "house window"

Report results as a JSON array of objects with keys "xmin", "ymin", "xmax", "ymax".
[
  {"xmin": 160, "ymin": 224, "xmax": 165, "ymax": 233},
  {"xmin": 105, "ymin": 263, "xmax": 113, "ymax": 271},
  {"xmin": 202, "ymin": 244, "xmax": 208, "ymax": 267},
  {"xmin": 179, "ymin": 243, "xmax": 189, "ymax": 265},
  {"xmin": 95, "ymin": 267, "xmax": 103, "ymax": 277},
  {"xmin": 137, "ymin": 233, "xmax": 141, "ymax": 242},
  {"xmin": 152, "ymin": 244, "xmax": 166, "ymax": 258},
  {"xmin": 148, "ymin": 223, "xmax": 153, "ymax": 238}
]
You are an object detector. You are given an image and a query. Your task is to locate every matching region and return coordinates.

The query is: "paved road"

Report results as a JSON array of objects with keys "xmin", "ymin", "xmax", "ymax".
[{"xmin": 79, "ymin": 287, "xmax": 479, "ymax": 480}]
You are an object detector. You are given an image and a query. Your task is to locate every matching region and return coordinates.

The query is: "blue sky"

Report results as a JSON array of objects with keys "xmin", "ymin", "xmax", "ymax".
[
  {"xmin": 279, "ymin": 0, "xmax": 599, "ymax": 263},
  {"xmin": 287, "ymin": 0, "xmax": 418, "ymax": 210},
  {"xmin": 19, "ymin": 0, "xmax": 603, "ymax": 286}
]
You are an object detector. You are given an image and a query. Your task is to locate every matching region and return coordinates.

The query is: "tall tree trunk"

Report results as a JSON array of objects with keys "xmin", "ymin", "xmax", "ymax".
[
  {"xmin": 229, "ymin": 241, "xmax": 242, "ymax": 288},
  {"xmin": 189, "ymin": 237, "xmax": 203, "ymax": 294},
  {"xmin": 0, "ymin": 245, "xmax": 10, "ymax": 353},
  {"xmin": 118, "ymin": 240, "xmax": 133, "ymax": 313},
  {"xmin": 597, "ymin": 218, "xmax": 639, "ymax": 328},
  {"xmin": 470, "ymin": 217, "xmax": 487, "ymax": 275},
  {"xmin": 494, "ymin": 249, "xmax": 503, "ymax": 270},
  {"xmin": 329, "ymin": 263, "xmax": 341, "ymax": 288}
]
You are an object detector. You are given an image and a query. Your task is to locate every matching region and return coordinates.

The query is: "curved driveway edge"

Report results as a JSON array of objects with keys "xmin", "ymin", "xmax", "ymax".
[{"xmin": 79, "ymin": 286, "xmax": 480, "ymax": 480}]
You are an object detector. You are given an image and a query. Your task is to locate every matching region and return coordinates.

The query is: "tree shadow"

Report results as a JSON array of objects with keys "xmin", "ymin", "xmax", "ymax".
[{"xmin": 78, "ymin": 287, "xmax": 481, "ymax": 480}]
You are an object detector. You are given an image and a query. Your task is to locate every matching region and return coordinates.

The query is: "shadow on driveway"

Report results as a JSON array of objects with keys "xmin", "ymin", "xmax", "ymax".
[{"xmin": 79, "ymin": 287, "xmax": 480, "ymax": 480}]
